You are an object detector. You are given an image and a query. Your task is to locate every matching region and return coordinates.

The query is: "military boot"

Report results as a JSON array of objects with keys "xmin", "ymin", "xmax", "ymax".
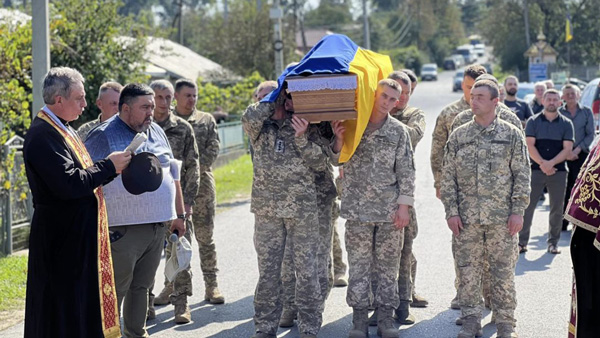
[
  {"xmin": 410, "ymin": 292, "xmax": 429, "ymax": 308},
  {"xmin": 376, "ymin": 306, "xmax": 399, "ymax": 338},
  {"xmin": 450, "ymin": 294, "xmax": 460, "ymax": 309},
  {"xmin": 348, "ymin": 308, "xmax": 369, "ymax": 338},
  {"xmin": 154, "ymin": 283, "xmax": 173, "ymax": 305},
  {"xmin": 496, "ymin": 323, "xmax": 518, "ymax": 338},
  {"xmin": 279, "ymin": 309, "xmax": 297, "ymax": 328},
  {"xmin": 204, "ymin": 275, "xmax": 225, "ymax": 304},
  {"xmin": 368, "ymin": 309, "xmax": 378, "ymax": 326},
  {"xmin": 333, "ymin": 273, "xmax": 349, "ymax": 287},
  {"xmin": 457, "ymin": 316, "xmax": 482, "ymax": 338},
  {"xmin": 394, "ymin": 301, "xmax": 415, "ymax": 325},
  {"xmin": 172, "ymin": 295, "xmax": 191, "ymax": 324},
  {"xmin": 252, "ymin": 332, "xmax": 276, "ymax": 338}
]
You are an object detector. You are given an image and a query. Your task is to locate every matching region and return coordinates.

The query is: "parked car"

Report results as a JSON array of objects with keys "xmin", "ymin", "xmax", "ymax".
[
  {"xmin": 421, "ymin": 63, "xmax": 438, "ymax": 81},
  {"xmin": 580, "ymin": 78, "xmax": 600, "ymax": 115},
  {"xmin": 453, "ymin": 70, "xmax": 464, "ymax": 92},
  {"xmin": 443, "ymin": 55, "xmax": 465, "ymax": 70},
  {"xmin": 455, "ymin": 44, "xmax": 477, "ymax": 64},
  {"xmin": 555, "ymin": 77, "xmax": 588, "ymax": 91},
  {"xmin": 482, "ymin": 62, "xmax": 493, "ymax": 75},
  {"xmin": 515, "ymin": 82, "xmax": 536, "ymax": 100},
  {"xmin": 474, "ymin": 43, "xmax": 485, "ymax": 57}
]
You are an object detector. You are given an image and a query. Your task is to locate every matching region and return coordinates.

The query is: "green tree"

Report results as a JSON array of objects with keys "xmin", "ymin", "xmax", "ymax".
[
  {"xmin": 50, "ymin": 0, "xmax": 149, "ymax": 126},
  {"xmin": 304, "ymin": 0, "xmax": 353, "ymax": 29},
  {"xmin": 196, "ymin": 71, "xmax": 265, "ymax": 115}
]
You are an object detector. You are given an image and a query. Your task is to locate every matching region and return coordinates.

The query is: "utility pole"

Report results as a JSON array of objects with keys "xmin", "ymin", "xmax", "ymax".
[
  {"xmin": 270, "ymin": 0, "xmax": 284, "ymax": 78},
  {"xmin": 362, "ymin": 0, "xmax": 370, "ymax": 49},
  {"xmin": 223, "ymin": 0, "xmax": 229, "ymax": 23},
  {"xmin": 523, "ymin": 0, "xmax": 531, "ymax": 47},
  {"xmin": 32, "ymin": 0, "xmax": 50, "ymax": 117},
  {"xmin": 178, "ymin": 0, "xmax": 184, "ymax": 44}
]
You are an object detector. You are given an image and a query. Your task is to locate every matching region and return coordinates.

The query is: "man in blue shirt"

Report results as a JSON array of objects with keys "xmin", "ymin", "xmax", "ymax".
[
  {"xmin": 86, "ymin": 83, "xmax": 186, "ymax": 338},
  {"xmin": 520, "ymin": 89, "xmax": 574, "ymax": 255}
]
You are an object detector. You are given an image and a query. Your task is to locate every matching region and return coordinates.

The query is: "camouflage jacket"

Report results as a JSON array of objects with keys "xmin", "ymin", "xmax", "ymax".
[
  {"xmin": 390, "ymin": 105, "xmax": 426, "ymax": 149},
  {"xmin": 156, "ymin": 113, "xmax": 200, "ymax": 206},
  {"xmin": 341, "ymin": 115, "xmax": 415, "ymax": 222},
  {"xmin": 77, "ymin": 114, "xmax": 102, "ymax": 141},
  {"xmin": 175, "ymin": 109, "xmax": 220, "ymax": 173},
  {"xmin": 309, "ymin": 123, "xmax": 338, "ymax": 204},
  {"xmin": 431, "ymin": 96, "xmax": 471, "ymax": 189},
  {"xmin": 242, "ymin": 102, "xmax": 329, "ymax": 218},
  {"xmin": 441, "ymin": 117, "xmax": 531, "ymax": 226},
  {"xmin": 450, "ymin": 104, "xmax": 524, "ymax": 134}
]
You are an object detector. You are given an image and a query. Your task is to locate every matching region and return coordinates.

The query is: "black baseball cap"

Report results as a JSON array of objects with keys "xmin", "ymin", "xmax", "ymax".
[{"xmin": 121, "ymin": 152, "xmax": 163, "ymax": 195}]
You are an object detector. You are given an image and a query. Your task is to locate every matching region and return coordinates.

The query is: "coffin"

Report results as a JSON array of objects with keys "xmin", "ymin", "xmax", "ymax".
[{"xmin": 286, "ymin": 74, "xmax": 358, "ymax": 122}]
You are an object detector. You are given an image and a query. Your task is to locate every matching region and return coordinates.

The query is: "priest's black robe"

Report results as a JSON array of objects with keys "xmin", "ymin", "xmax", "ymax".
[{"xmin": 23, "ymin": 116, "xmax": 116, "ymax": 338}]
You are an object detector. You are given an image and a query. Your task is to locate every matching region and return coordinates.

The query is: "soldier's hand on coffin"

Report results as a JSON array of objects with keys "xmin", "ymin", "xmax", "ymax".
[
  {"xmin": 291, "ymin": 115, "xmax": 309, "ymax": 137},
  {"xmin": 331, "ymin": 120, "xmax": 346, "ymax": 153},
  {"xmin": 393, "ymin": 204, "xmax": 410, "ymax": 229},
  {"xmin": 446, "ymin": 215, "xmax": 463, "ymax": 236}
]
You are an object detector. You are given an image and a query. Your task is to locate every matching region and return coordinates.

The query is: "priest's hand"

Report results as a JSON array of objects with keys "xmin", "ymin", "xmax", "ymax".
[
  {"xmin": 108, "ymin": 151, "xmax": 132, "ymax": 174},
  {"xmin": 171, "ymin": 218, "xmax": 185, "ymax": 237}
]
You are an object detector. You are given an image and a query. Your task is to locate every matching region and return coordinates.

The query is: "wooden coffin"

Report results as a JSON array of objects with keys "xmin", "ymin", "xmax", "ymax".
[{"xmin": 286, "ymin": 74, "xmax": 358, "ymax": 122}]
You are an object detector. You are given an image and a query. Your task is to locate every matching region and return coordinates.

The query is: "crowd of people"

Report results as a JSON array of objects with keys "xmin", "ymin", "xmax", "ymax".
[{"xmin": 21, "ymin": 63, "xmax": 598, "ymax": 338}]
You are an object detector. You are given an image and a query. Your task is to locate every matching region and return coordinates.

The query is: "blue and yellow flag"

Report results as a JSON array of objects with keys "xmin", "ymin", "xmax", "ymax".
[
  {"xmin": 566, "ymin": 13, "xmax": 573, "ymax": 42},
  {"xmin": 263, "ymin": 34, "xmax": 393, "ymax": 163}
]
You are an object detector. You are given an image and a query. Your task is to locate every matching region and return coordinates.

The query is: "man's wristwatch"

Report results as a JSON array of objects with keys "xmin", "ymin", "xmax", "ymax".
[{"xmin": 177, "ymin": 214, "xmax": 186, "ymax": 220}]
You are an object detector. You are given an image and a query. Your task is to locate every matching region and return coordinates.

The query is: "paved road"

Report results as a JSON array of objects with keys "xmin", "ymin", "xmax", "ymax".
[{"xmin": 2, "ymin": 69, "xmax": 572, "ymax": 338}]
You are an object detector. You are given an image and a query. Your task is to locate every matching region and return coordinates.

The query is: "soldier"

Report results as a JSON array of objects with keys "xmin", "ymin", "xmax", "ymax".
[
  {"xmin": 279, "ymin": 121, "xmax": 343, "ymax": 328},
  {"xmin": 255, "ymin": 81, "xmax": 278, "ymax": 102},
  {"xmin": 331, "ymin": 175, "xmax": 349, "ymax": 287},
  {"xmin": 431, "ymin": 64, "xmax": 487, "ymax": 309},
  {"xmin": 243, "ymin": 88, "xmax": 329, "ymax": 338},
  {"xmin": 77, "ymin": 81, "xmax": 123, "ymax": 141},
  {"xmin": 149, "ymin": 80, "xmax": 200, "ymax": 323},
  {"xmin": 441, "ymin": 79, "xmax": 530, "ymax": 338},
  {"xmin": 388, "ymin": 71, "xmax": 427, "ymax": 324},
  {"xmin": 401, "ymin": 69, "xmax": 418, "ymax": 93},
  {"xmin": 342, "ymin": 79, "xmax": 415, "ymax": 338},
  {"xmin": 166, "ymin": 79, "xmax": 224, "ymax": 304}
]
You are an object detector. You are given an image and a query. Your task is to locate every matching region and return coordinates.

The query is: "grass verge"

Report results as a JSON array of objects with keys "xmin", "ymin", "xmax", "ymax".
[
  {"xmin": 0, "ymin": 255, "xmax": 28, "ymax": 311},
  {"xmin": 214, "ymin": 154, "xmax": 253, "ymax": 205}
]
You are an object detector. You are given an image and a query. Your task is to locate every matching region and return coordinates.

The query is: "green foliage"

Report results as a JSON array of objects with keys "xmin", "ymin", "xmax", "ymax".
[
  {"xmin": 183, "ymin": 0, "xmax": 298, "ymax": 79},
  {"xmin": 379, "ymin": 46, "xmax": 426, "ymax": 75},
  {"xmin": 196, "ymin": 72, "xmax": 265, "ymax": 115},
  {"xmin": 304, "ymin": 1, "xmax": 353, "ymax": 29},
  {"xmin": 0, "ymin": 22, "xmax": 32, "ymax": 200},
  {"xmin": 0, "ymin": 255, "xmax": 28, "ymax": 311},
  {"xmin": 50, "ymin": 0, "xmax": 150, "ymax": 127}
]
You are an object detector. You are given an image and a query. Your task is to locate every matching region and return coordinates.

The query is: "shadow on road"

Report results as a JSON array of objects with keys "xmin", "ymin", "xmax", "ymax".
[
  {"xmin": 514, "ymin": 231, "xmax": 571, "ymax": 276},
  {"xmin": 147, "ymin": 295, "xmax": 255, "ymax": 336}
]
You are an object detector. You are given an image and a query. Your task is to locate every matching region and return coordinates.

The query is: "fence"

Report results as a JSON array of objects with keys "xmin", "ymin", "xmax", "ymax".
[
  {"xmin": 217, "ymin": 121, "xmax": 245, "ymax": 154},
  {"xmin": 1, "ymin": 135, "xmax": 32, "ymax": 256}
]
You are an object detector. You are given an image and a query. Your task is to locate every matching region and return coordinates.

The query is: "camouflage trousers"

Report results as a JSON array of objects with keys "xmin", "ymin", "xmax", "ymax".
[
  {"xmin": 346, "ymin": 220, "xmax": 403, "ymax": 309},
  {"xmin": 253, "ymin": 213, "xmax": 323, "ymax": 335},
  {"xmin": 397, "ymin": 207, "xmax": 418, "ymax": 304},
  {"xmin": 331, "ymin": 201, "xmax": 347, "ymax": 276},
  {"xmin": 281, "ymin": 199, "xmax": 335, "ymax": 313},
  {"xmin": 193, "ymin": 171, "xmax": 219, "ymax": 285},
  {"xmin": 454, "ymin": 222, "xmax": 518, "ymax": 325},
  {"xmin": 452, "ymin": 238, "xmax": 493, "ymax": 306}
]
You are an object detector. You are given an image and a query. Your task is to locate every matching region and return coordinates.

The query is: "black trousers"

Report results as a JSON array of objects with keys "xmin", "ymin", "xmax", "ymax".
[
  {"xmin": 571, "ymin": 227, "xmax": 600, "ymax": 337},
  {"xmin": 564, "ymin": 154, "xmax": 589, "ymax": 227}
]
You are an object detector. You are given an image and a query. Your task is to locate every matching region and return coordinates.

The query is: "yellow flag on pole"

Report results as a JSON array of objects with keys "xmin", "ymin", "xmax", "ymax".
[{"xmin": 566, "ymin": 14, "xmax": 573, "ymax": 42}]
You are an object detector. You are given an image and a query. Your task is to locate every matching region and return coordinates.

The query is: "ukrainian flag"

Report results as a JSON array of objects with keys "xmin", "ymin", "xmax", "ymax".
[
  {"xmin": 263, "ymin": 34, "xmax": 393, "ymax": 163},
  {"xmin": 566, "ymin": 13, "xmax": 573, "ymax": 42}
]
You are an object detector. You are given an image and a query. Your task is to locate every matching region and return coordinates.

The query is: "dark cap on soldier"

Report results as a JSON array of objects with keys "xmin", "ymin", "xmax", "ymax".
[{"xmin": 121, "ymin": 152, "xmax": 163, "ymax": 195}]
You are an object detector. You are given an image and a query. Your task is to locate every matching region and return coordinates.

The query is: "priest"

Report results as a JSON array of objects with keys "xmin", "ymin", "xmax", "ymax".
[{"xmin": 22, "ymin": 67, "xmax": 131, "ymax": 338}]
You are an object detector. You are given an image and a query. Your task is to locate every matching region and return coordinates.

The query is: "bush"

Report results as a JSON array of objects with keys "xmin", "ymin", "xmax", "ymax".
[{"xmin": 196, "ymin": 72, "xmax": 265, "ymax": 117}]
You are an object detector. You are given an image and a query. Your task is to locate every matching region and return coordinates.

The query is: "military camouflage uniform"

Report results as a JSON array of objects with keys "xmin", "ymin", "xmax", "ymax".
[
  {"xmin": 242, "ymin": 102, "xmax": 327, "ymax": 336},
  {"xmin": 389, "ymin": 105, "xmax": 426, "ymax": 310},
  {"xmin": 441, "ymin": 117, "xmax": 531, "ymax": 325},
  {"xmin": 155, "ymin": 113, "xmax": 200, "ymax": 306},
  {"xmin": 450, "ymin": 103, "xmax": 525, "ymax": 307},
  {"xmin": 174, "ymin": 109, "xmax": 221, "ymax": 290},
  {"xmin": 331, "ymin": 176, "xmax": 346, "ymax": 278},
  {"xmin": 341, "ymin": 115, "xmax": 415, "ymax": 310},
  {"xmin": 77, "ymin": 114, "xmax": 103, "ymax": 141},
  {"xmin": 280, "ymin": 123, "xmax": 337, "ymax": 316},
  {"xmin": 431, "ymin": 97, "xmax": 471, "ymax": 190}
]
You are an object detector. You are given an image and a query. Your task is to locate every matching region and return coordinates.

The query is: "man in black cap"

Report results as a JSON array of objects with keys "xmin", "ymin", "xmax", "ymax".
[{"xmin": 85, "ymin": 83, "xmax": 186, "ymax": 338}]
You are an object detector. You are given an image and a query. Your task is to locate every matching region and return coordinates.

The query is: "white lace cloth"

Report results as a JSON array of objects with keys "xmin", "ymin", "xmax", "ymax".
[{"xmin": 287, "ymin": 75, "xmax": 357, "ymax": 92}]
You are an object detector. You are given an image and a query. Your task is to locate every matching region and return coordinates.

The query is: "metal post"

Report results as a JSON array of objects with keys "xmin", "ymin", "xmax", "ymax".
[
  {"xmin": 178, "ymin": 0, "xmax": 184, "ymax": 44},
  {"xmin": 32, "ymin": 0, "xmax": 50, "ymax": 117},
  {"xmin": 362, "ymin": 0, "xmax": 370, "ymax": 49},
  {"xmin": 270, "ymin": 3, "xmax": 284, "ymax": 78},
  {"xmin": 2, "ymin": 144, "xmax": 12, "ymax": 255}
]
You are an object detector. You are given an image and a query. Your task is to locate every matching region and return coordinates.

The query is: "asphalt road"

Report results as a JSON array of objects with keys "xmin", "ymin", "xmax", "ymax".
[{"xmin": 1, "ymin": 68, "xmax": 572, "ymax": 338}]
